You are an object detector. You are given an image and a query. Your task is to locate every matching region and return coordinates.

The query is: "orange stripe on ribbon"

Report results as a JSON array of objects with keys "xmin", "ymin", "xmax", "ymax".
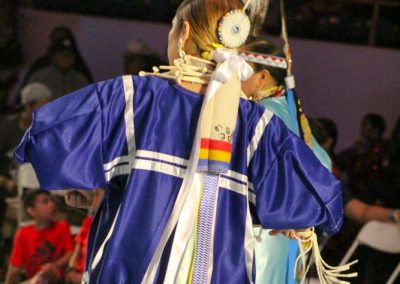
[{"xmin": 200, "ymin": 138, "xmax": 232, "ymax": 152}]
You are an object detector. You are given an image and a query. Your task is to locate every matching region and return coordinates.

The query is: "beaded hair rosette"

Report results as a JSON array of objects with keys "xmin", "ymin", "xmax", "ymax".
[
  {"xmin": 139, "ymin": 6, "xmax": 252, "ymax": 83},
  {"xmin": 217, "ymin": 9, "xmax": 251, "ymax": 49}
]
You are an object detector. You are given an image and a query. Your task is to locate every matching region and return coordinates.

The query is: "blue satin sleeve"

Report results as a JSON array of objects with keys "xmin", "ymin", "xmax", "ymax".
[
  {"xmin": 250, "ymin": 116, "xmax": 343, "ymax": 235},
  {"xmin": 13, "ymin": 83, "xmax": 107, "ymax": 190}
]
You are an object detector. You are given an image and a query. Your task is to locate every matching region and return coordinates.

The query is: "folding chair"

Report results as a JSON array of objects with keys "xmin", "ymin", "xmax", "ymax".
[
  {"xmin": 339, "ymin": 221, "xmax": 400, "ymax": 283},
  {"xmin": 387, "ymin": 262, "xmax": 400, "ymax": 284}
]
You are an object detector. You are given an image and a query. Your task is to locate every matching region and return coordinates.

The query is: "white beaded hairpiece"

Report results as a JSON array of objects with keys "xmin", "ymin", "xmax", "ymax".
[
  {"xmin": 240, "ymin": 51, "xmax": 288, "ymax": 69},
  {"xmin": 216, "ymin": 0, "xmax": 257, "ymax": 50},
  {"xmin": 217, "ymin": 9, "xmax": 251, "ymax": 49}
]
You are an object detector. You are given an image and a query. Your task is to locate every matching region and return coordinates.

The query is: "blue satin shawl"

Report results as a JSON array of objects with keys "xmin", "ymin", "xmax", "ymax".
[{"xmin": 14, "ymin": 76, "xmax": 343, "ymax": 283}]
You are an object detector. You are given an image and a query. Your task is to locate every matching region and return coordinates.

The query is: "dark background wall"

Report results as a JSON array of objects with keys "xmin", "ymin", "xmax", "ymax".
[{"xmin": 18, "ymin": 8, "xmax": 400, "ymax": 151}]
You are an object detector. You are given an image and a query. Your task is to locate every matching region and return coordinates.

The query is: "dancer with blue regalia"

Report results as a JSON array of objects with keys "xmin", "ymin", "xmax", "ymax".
[
  {"xmin": 241, "ymin": 39, "xmax": 333, "ymax": 284},
  {"xmin": 13, "ymin": 0, "xmax": 352, "ymax": 283}
]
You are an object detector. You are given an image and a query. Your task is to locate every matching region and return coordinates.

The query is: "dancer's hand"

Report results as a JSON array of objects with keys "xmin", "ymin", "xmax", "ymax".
[
  {"xmin": 269, "ymin": 228, "xmax": 311, "ymax": 240},
  {"xmin": 64, "ymin": 190, "xmax": 93, "ymax": 209}
]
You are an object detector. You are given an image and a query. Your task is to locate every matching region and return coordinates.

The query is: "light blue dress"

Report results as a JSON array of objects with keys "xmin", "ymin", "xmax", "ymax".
[{"xmin": 255, "ymin": 95, "xmax": 332, "ymax": 284}]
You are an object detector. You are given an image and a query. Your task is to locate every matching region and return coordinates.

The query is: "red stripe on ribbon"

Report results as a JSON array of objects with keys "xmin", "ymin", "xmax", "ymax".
[{"xmin": 200, "ymin": 138, "xmax": 232, "ymax": 152}]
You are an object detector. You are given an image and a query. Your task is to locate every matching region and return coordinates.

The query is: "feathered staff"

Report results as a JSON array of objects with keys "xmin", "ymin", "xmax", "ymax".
[
  {"xmin": 280, "ymin": 0, "xmax": 313, "ymax": 148},
  {"xmin": 244, "ymin": 0, "xmax": 270, "ymax": 39}
]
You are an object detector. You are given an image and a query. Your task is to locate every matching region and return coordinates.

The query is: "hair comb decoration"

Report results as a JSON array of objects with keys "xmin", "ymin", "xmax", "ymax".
[{"xmin": 217, "ymin": 9, "xmax": 251, "ymax": 49}]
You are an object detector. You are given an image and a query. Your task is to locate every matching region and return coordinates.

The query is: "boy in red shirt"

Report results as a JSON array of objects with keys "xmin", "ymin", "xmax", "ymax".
[{"xmin": 5, "ymin": 189, "xmax": 74, "ymax": 284}]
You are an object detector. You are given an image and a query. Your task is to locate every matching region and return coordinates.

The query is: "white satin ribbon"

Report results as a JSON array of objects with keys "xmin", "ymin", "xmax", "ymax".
[
  {"xmin": 164, "ymin": 173, "xmax": 203, "ymax": 283},
  {"xmin": 205, "ymin": 48, "xmax": 254, "ymax": 103},
  {"xmin": 210, "ymin": 48, "xmax": 254, "ymax": 82}
]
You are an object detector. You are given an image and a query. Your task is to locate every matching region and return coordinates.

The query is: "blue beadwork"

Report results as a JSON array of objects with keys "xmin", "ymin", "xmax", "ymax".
[{"xmin": 192, "ymin": 174, "xmax": 219, "ymax": 284}]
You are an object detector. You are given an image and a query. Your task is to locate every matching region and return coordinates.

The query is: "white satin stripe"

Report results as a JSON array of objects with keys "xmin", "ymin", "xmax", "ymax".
[
  {"xmin": 247, "ymin": 110, "xmax": 274, "ymax": 166},
  {"xmin": 219, "ymin": 177, "xmax": 247, "ymax": 196},
  {"xmin": 248, "ymin": 182, "xmax": 256, "ymax": 205},
  {"xmin": 122, "ymin": 75, "xmax": 136, "ymax": 168},
  {"xmin": 164, "ymin": 173, "xmax": 203, "ymax": 283},
  {"xmin": 244, "ymin": 193, "xmax": 255, "ymax": 284},
  {"xmin": 248, "ymin": 182, "xmax": 254, "ymax": 191},
  {"xmin": 91, "ymin": 206, "xmax": 121, "ymax": 270},
  {"xmin": 105, "ymin": 164, "xmax": 130, "ymax": 182},
  {"xmin": 103, "ymin": 156, "xmax": 130, "ymax": 171},
  {"xmin": 133, "ymin": 159, "xmax": 186, "ymax": 179},
  {"xmin": 223, "ymin": 170, "xmax": 248, "ymax": 184},
  {"xmin": 104, "ymin": 151, "xmax": 188, "ymax": 181},
  {"xmin": 248, "ymin": 191, "xmax": 256, "ymax": 205},
  {"xmin": 136, "ymin": 150, "xmax": 188, "ymax": 167}
]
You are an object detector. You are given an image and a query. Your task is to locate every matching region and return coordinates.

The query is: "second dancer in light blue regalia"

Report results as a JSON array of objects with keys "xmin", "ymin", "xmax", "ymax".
[
  {"xmin": 241, "ymin": 40, "xmax": 333, "ymax": 284},
  {"xmin": 14, "ymin": 1, "xmax": 344, "ymax": 283}
]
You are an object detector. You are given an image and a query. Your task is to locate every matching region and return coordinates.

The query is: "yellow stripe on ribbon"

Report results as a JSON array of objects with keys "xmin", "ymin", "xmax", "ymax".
[{"xmin": 199, "ymin": 149, "xmax": 232, "ymax": 163}]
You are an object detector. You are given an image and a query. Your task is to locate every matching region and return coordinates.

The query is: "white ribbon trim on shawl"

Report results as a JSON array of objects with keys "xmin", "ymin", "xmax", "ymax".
[
  {"xmin": 122, "ymin": 75, "xmax": 136, "ymax": 169},
  {"xmin": 103, "ymin": 156, "xmax": 130, "ymax": 172},
  {"xmin": 142, "ymin": 50, "xmax": 254, "ymax": 284},
  {"xmin": 90, "ymin": 206, "xmax": 121, "ymax": 270},
  {"xmin": 104, "ymin": 150, "xmax": 189, "ymax": 181},
  {"xmin": 247, "ymin": 110, "xmax": 274, "ymax": 166},
  {"xmin": 244, "ymin": 184, "xmax": 255, "ymax": 284}
]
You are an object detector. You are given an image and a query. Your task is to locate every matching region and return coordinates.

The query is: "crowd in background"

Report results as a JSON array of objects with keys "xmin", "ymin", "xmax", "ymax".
[
  {"xmin": 21, "ymin": 0, "xmax": 400, "ymax": 49},
  {"xmin": 0, "ymin": 22, "xmax": 164, "ymax": 283},
  {"xmin": 279, "ymin": 0, "xmax": 399, "ymax": 47},
  {"xmin": 310, "ymin": 114, "xmax": 400, "ymax": 283}
]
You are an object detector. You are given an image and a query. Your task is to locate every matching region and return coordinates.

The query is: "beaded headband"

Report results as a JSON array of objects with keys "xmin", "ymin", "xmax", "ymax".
[{"xmin": 240, "ymin": 51, "xmax": 288, "ymax": 69}]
